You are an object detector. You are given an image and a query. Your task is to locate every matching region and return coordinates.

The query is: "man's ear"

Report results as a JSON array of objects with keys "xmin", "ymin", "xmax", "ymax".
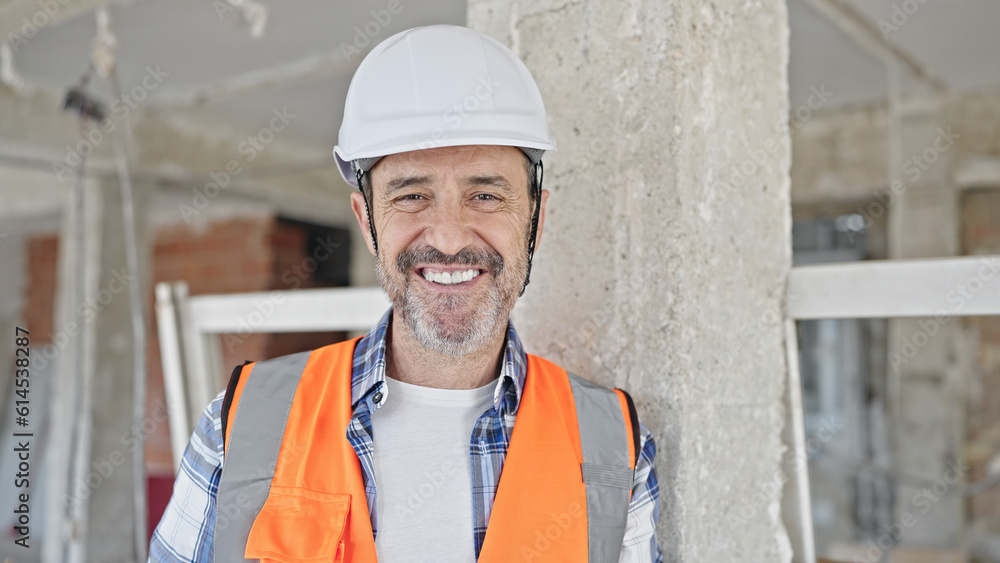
[
  {"xmin": 350, "ymin": 191, "xmax": 377, "ymax": 256},
  {"xmin": 533, "ymin": 188, "xmax": 550, "ymax": 252}
]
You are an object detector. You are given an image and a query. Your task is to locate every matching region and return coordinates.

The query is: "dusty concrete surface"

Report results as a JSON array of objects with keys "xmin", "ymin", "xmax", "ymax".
[{"xmin": 469, "ymin": 1, "xmax": 794, "ymax": 560}]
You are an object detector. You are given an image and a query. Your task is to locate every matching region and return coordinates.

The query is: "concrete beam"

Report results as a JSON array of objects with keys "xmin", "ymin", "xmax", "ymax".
[
  {"xmin": 148, "ymin": 51, "xmax": 356, "ymax": 109},
  {"xmin": 799, "ymin": 0, "xmax": 948, "ymax": 92}
]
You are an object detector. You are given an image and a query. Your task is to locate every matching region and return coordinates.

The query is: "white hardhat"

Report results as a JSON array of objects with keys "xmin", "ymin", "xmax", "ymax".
[{"xmin": 333, "ymin": 24, "xmax": 556, "ymax": 187}]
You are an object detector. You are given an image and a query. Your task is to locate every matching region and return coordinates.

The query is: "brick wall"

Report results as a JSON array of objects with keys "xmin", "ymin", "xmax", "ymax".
[
  {"xmin": 962, "ymin": 190, "xmax": 1000, "ymax": 535},
  {"xmin": 148, "ymin": 215, "xmax": 276, "ymax": 467},
  {"xmin": 148, "ymin": 216, "xmax": 348, "ymax": 473},
  {"xmin": 21, "ymin": 234, "xmax": 59, "ymax": 343}
]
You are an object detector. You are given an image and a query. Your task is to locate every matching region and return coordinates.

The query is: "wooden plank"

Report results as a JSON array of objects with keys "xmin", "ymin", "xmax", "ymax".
[
  {"xmin": 784, "ymin": 319, "xmax": 817, "ymax": 563},
  {"xmin": 787, "ymin": 256, "xmax": 1000, "ymax": 319},
  {"xmin": 173, "ymin": 282, "xmax": 216, "ymax": 429},
  {"xmin": 154, "ymin": 283, "xmax": 191, "ymax": 472},
  {"xmin": 187, "ymin": 286, "xmax": 391, "ymax": 333}
]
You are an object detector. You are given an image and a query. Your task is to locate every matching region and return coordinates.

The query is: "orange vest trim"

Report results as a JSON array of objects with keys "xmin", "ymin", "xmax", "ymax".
[{"xmin": 477, "ymin": 354, "xmax": 590, "ymax": 562}]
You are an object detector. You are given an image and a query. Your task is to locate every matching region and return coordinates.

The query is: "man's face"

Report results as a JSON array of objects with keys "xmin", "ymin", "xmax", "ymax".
[{"xmin": 350, "ymin": 145, "xmax": 548, "ymax": 356}]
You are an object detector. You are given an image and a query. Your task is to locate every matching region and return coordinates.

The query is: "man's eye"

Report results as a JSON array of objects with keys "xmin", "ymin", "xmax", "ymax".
[
  {"xmin": 475, "ymin": 194, "xmax": 498, "ymax": 201},
  {"xmin": 399, "ymin": 194, "xmax": 424, "ymax": 201}
]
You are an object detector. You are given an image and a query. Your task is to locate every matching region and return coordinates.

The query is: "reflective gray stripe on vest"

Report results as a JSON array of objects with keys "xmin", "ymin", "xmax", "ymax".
[
  {"xmin": 214, "ymin": 351, "xmax": 311, "ymax": 563},
  {"xmin": 567, "ymin": 372, "xmax": 635, "ymax": 563}
]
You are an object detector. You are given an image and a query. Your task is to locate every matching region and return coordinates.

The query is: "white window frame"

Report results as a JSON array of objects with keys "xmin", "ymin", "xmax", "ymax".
[{"xmin": 154, "ymin": 282, "xmax": 390, "ymax": 470}]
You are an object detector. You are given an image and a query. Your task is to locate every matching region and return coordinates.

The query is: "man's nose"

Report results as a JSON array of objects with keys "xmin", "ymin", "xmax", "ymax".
[{"xmin": 423, "ymin": 199, "xmax": 475, "ymax": 257}]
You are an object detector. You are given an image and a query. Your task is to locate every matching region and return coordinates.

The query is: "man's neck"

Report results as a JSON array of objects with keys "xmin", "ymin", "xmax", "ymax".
[{"xmin": 385, "ymin": 314, "xmax": 506, "ymax": 390}]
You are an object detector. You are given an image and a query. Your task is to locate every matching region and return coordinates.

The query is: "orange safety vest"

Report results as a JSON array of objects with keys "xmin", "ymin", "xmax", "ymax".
[{"xmin": 215, "ymin": 337, "xmax": 639, "ymax": 562}]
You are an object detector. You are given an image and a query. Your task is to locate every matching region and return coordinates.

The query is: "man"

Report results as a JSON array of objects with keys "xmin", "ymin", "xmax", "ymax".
[{"xmin": 150, "ymin": 24, "xmax": 661, "ymax": 562}]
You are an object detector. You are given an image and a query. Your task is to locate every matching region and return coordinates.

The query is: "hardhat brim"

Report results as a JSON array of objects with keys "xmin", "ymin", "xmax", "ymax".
[{"xmin": 333, "ymin": 137, "xmax": 555, "ymax": 188}]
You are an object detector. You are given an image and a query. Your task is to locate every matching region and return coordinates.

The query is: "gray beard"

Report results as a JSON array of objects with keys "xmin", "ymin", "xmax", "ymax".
[{"xmin": 375, "ymin": 258, "xmax": 512, "ymax": 357}]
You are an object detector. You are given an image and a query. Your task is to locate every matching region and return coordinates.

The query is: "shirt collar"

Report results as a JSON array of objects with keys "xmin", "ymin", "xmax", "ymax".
[{"xmin": 350, "ymin": 307, "xmax": 527, "ymax": 415}]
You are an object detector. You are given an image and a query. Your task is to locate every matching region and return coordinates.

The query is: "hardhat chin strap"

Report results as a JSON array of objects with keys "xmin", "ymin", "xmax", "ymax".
[
  {"xmin": 357, "ymin": 168, "xmax": 379, "ymax": 256},
  {"xmin": 520, "ymin": 160, "xmax": 543, "ymax": 297}
]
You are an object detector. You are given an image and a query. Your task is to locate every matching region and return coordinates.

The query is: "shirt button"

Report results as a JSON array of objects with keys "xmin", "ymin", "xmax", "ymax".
[{"xmin": 372, "ymin": 391, "xmax": 383, "ymax": 404}]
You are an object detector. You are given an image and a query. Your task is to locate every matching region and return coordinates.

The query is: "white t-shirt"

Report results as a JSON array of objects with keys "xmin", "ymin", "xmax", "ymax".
[{"xmin": 370, "ymin": 375, "xmax": 496, "ymax": 562}]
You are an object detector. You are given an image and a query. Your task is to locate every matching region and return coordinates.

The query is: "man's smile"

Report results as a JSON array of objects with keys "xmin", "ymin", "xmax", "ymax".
[{"xmin": 415, "ymin": 266, "xmax": 488, "ymax": 288}]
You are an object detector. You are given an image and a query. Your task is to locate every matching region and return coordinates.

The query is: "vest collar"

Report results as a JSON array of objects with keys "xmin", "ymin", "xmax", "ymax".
[{"xmin": 350, "ymin": 307, "xmax": 528, "ymax": 416}]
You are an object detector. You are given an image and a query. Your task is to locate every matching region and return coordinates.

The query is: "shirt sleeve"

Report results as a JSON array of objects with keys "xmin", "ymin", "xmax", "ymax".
[
  {"xmin": 147, "ymin": 391, "xmax": 226, "ymax": 563},
  {"xmin": 619, "ymin": 422, "xmax": 663, "ymax": 563}
]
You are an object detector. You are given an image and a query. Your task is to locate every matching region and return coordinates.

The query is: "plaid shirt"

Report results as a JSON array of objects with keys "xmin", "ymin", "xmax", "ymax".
[{"xmin": 149, "ymin": 309, "xmax": 662, "ymax": 562}]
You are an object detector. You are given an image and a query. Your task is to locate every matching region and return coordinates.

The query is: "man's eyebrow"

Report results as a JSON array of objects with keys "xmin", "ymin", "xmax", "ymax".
[
  {"xmin": 384, "ymin": 175, "xmax": 432, "ymax": 195},
  {"xmin": 465, "ymin": 175, "xmax": 513, "ymax": 191}
]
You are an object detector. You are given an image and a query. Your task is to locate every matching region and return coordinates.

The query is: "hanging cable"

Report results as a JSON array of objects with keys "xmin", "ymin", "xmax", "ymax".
[{"xmin": 61, "ymin": 85, "xmax": 99, "ymax": 563}]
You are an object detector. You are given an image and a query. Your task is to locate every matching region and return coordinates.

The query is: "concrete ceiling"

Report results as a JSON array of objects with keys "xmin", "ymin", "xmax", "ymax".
[
  {"xmin": 4, "ymin": 0, "xmax": 999, "ymax": 151},
  {"xmin": 789, "ymin": 0, "xmax": 1000, "ymax": 109},
  {"xmin": 7, "ymin": 0, "xmax": 466, "ymax": 150}
]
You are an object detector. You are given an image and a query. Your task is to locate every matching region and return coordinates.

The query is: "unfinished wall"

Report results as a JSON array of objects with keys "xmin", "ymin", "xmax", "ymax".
[
  {"xmin": 15, "ymin": 207, "xmax": 352, "ymax": 550},
  {"xmin": 469, "ymin": 1, "xmax": 793, "ymax": 560},
  {"xmin": 0, "ymin": 38, "xmax": 368, "ymax": 558},
  {"xmin": 791, "ymin": 89, "xmax": 1000, "ymax": 556},
  {"xmin": 963, "ymin": 190, "xmax": 1000, "ymax": 554},
  {"xmin": 23, "ymin": 212, "xmax": 351, "ymax": 464},
  {"xmin": 147, "ymin": 211, "xmax": 351, "ymax": 471}
]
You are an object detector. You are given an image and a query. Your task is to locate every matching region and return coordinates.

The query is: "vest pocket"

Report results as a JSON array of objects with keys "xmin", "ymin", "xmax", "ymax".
[{"xmin": 245, "ymin": 486, "xmax": 351, "ymax": 562}]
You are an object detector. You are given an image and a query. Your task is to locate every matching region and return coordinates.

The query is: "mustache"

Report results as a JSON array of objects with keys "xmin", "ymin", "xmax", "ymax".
[{"xmin": 397, "ymin": 245, "xmax": 504, "ymax": 276}]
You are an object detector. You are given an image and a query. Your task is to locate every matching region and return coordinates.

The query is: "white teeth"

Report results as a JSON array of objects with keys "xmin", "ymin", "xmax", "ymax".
[{"xmin": 422, "ymin": 269, "xmax": 480, "ymax": 285}]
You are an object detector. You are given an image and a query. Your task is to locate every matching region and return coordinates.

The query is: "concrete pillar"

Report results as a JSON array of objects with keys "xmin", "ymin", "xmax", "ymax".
[
  {"xmin": 886, "ymin": 106, "xmax": 965, "ymax": 547},
  {"xmin": 469, "ymin": 1, "xmax": 794, "ymax": 560},
  {"xmin": 83, "ymin": 177, "xmax": 153, "ymax": 561}
]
